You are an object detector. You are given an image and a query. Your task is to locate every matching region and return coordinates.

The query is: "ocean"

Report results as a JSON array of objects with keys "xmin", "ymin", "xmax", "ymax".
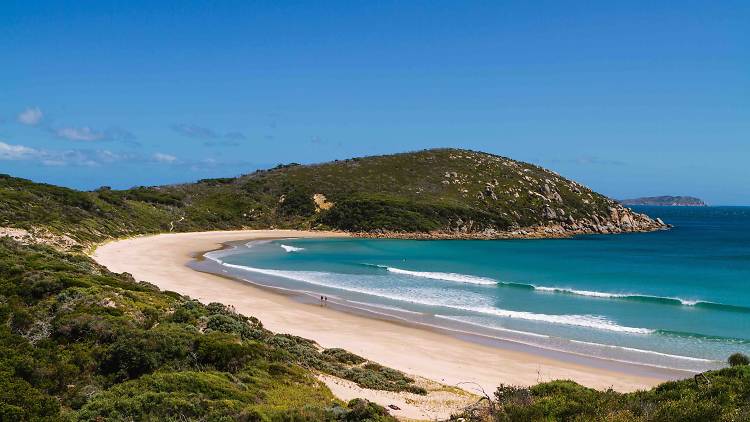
[{"xmin": 201, "ymin": 206, "xmax": 750, "ymax": 373}]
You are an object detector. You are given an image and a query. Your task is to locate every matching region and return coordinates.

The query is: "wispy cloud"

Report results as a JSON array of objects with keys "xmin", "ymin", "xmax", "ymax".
[
  {"xmin": 0, "ymin": 141, "xmax": 38, "ymax": 160},
  {"xmin": 172, "ymin": 123, "xmax": 246, "ymax": 145},
  {"xmin": 0, "ymin": 141, "xmax": 97, "ymax": 166},
  {"xmin": 17, "ymin": 107, "xmax": 43, "ymax": 126},
  {"xmin": 0, "ymin": 140, "xmax": 146, "ymax": 167},
  {"xmin": 153, "ymin": 152, "xmax": 177, "ymax": 163},
  {"xmin": 56, "ymin": 127, "xmax": 106, "ymax": 141},
  {"xmin": 16, "ymin": 106, "xmax": 137, "ymax": 145},
  {"xmin": 55, "ymin": 126, "xmax": 136, "ymax": 143}
]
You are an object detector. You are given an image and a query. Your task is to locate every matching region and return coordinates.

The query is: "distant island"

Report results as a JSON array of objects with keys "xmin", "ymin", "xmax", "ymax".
[{"xmin": 620, "ymin": 196, "xmax": 707, "ymax": 207}]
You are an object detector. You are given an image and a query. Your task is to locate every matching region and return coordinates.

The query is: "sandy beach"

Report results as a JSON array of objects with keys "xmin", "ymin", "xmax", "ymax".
[{"xmin": 93, "ymin": 230, "xmax": 676, "ymax": 419}]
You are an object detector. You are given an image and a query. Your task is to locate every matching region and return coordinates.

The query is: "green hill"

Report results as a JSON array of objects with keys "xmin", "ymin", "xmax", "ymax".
[{"xmin": 0, "ymin": 148, "xmax": 665, "ymax": 248}]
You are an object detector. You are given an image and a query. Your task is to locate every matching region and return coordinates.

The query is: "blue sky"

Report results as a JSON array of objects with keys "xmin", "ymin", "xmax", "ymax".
[{"xmin": 1, "ymin": 1, "xmax": 748, "ymax": 204}]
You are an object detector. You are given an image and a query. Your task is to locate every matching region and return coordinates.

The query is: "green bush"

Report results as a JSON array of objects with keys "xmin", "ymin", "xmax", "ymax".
[
  {"xmin": 728, "ymin": 352, "xmax": 749, "ymax": 367},
  {"xmin": 196, "ymin": 332, "xmax": 262, "ymax": 372},
  {"xmin": 452, "ymin": 365, "xmax": 750, "ymax": 421},
  {"xmin": 342, "ymin": 398, "xmax": 395, "ymax": 421},
  {"xmin": 278, "ymin": 184, "xmax": 316, "ymax": 217},
  {"xmin": 323, "ymin": 348, "xmax": 367, "ymax": 365},
  {"xmin": 122, "ymin": 186, "xmax": 184, "ymax": 206},
  {"xmin": 101, "ymin": 337, "xmax": 160, "ymax": 381}
]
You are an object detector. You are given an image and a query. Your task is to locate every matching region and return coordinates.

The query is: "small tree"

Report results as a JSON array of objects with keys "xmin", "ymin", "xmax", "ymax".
[{"xmin": 728, "ymin": 353, "xmax": 749, "ymax": 367}]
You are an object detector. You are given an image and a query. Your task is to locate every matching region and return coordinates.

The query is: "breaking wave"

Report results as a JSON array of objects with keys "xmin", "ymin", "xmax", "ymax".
[
  {"xmin": 362, "ymin": 264, "xmax": 497, "ymax": 285},
  {"xmin": 512, "ymin": 284, "xmax": 750, "ymax": 313},
  {"xmin": 217, "ymin": 261, "xmax": 652, "ymax": 334},
  {"xmin": 359, "ymin": 263, "xmax": 748, "ymax": 313}
]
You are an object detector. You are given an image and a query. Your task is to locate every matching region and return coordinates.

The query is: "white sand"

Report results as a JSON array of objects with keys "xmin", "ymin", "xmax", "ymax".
[{"xmin": 92, "ymin": 230, "xmax": 671, "ymax": 419}]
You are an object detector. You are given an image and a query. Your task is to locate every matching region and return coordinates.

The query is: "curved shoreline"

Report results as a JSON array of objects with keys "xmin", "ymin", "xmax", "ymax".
[
  {"xmin": 91, "ymin": 230, "xmax": 684, "ymax": 397},
  {"xmin": 200, "ymin": 241, "xmax": 716, "ymax": 373}
]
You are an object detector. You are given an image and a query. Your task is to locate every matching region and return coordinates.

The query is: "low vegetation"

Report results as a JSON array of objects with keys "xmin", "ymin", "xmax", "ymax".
[
  {"xmin": 0, "ymin": 237, "xmax": 412, "ymax": 420},
  {"xmin": 452, "ymin": 363, "xmax": 750, "ymax": 421}
]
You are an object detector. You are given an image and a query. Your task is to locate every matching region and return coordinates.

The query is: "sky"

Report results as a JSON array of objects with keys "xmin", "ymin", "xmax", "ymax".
[{"xmin": 1, "ymin": 1, "xmax": 748, "ymax": 204}]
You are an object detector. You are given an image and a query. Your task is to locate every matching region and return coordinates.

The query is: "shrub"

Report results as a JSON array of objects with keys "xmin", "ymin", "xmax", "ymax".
[
  {"xmin": 323, "ymin": 348, "xmax": 366, "ymax": 365},
  {"xmin": 122, "ymin": 186, "xmax": 184, "ymax": 206},
  {"xmin": 196, "ymin": 332, "xmax": 262, "ymax": 372},
  {"xmin": 100, "ymin": 338, "xmax": 159, "ymax": 381},
  {"xmin": 728, "ymin": 352, "xmax": 750, "ymax": 367},
  {"xmin": 278, "ymin": 185, "xmax": 316, "ymax": 217},
  {"xmin": 343, "ymin": 398, "xmax": 394, "ymax": 422},
  {"xmin": 169, "ymin": 300, "xmax": 205, "ymax": 324}
]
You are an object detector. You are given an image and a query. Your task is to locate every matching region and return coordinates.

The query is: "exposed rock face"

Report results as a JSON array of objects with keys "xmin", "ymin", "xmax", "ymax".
[
  {"xmin": 356, "ymin": 205, "xmax": 669, "ymax": 240},
  {"xmin": 312, "ymin": 193, "xmax": 333, "ymax": 212}
]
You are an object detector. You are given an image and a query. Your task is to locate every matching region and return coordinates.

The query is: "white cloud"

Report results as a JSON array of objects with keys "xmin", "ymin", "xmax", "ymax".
[
  {"xmin": 0, "ymin": 141, "xmax": 39, "ymax": 160},
  {"xmin": 56, "ymin": 127, "xmax": 107, "ymax": 142},
  {"xmin": 0, "ymin": 141, "xmax": 129, "ymax": 167},
  {"xmin": 153, "ymin": 152, "xmax": 177, "ymax": 163},
  {"xmin": 17, "ymin": 107, "xmax": 43, "ymax": 126},
  {"xmin": 0, "ymin": 141, "xmax": 245, "ymax": 170}
]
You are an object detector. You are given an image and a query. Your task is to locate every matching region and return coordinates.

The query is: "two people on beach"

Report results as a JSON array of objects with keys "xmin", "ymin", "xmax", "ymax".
[{"xmin": 320, "ymin": 295, "xmax": 328, "ymax": 306}]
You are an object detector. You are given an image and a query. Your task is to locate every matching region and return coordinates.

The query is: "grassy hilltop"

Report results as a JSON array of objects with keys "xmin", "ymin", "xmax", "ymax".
[{"xmin": 0, "ymin": 148, "xmax": 663, "ymax": 248}]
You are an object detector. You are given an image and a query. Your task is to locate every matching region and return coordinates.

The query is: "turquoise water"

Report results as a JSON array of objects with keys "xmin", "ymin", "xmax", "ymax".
[{"xmin": 205, "ymin": 207, "xmax": 750, "ymax": 372}]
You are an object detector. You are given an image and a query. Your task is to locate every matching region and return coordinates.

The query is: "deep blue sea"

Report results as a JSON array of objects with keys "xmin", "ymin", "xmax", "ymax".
[{"xmin": 205, "ymin": 207, "xmax": 750, "ymax": 372}]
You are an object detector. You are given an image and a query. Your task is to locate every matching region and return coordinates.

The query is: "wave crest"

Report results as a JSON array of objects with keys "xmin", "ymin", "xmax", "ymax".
[
  {"xmin": 362, "ymin": 264, "xmax": 497, "ymax": 285},
  {"xmin": 217, "ymin": 261, "xmax": 651, "ymax": 334},
  {"xmin": 280, "ymin": 244, "xmax": 305, "ymax": 252},
  {"xmin": 514, "ymin": 284, "xmax": 750, "ymax": 312}
]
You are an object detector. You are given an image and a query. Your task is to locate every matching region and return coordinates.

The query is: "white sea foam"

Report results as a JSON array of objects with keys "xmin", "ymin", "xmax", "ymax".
[
  {"xmin": 376, "ymin": 266, "xmax": 705, "ymax": 306},
  {"xmin": 381, "ymin": 266, "xmax": 497, "ymax": 285},
  {"xmin": 534, "ymin": 286, "xmax": 622, "ymax": 298},
  {"xmin": 280, "ymin": 244, "xmax": 305, "ymax": 252},
  {"xmin": 530, "ymin": 285, "xmax": 703, "ymax": 306},
  {"xmin": 218, "ymin": 262, "xmax": 653, "ymax": 334},
  {"xmin": 464, "ymin": 306, "xmax": 653, "ymax": 334},
  {"xmin": 567, "ymin": 339, "xmax": 716, "ymax": 362},
  {"xmin": 437, "ymin": 315, "xmax": 717, "ymax": 370},
  {"xmin": 435, "ymin": 315, "xmax": 551, "ymax": 338},
  {"xmin": 347, "ymin": 300, "xmax": 424, "ymax": 315}
]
